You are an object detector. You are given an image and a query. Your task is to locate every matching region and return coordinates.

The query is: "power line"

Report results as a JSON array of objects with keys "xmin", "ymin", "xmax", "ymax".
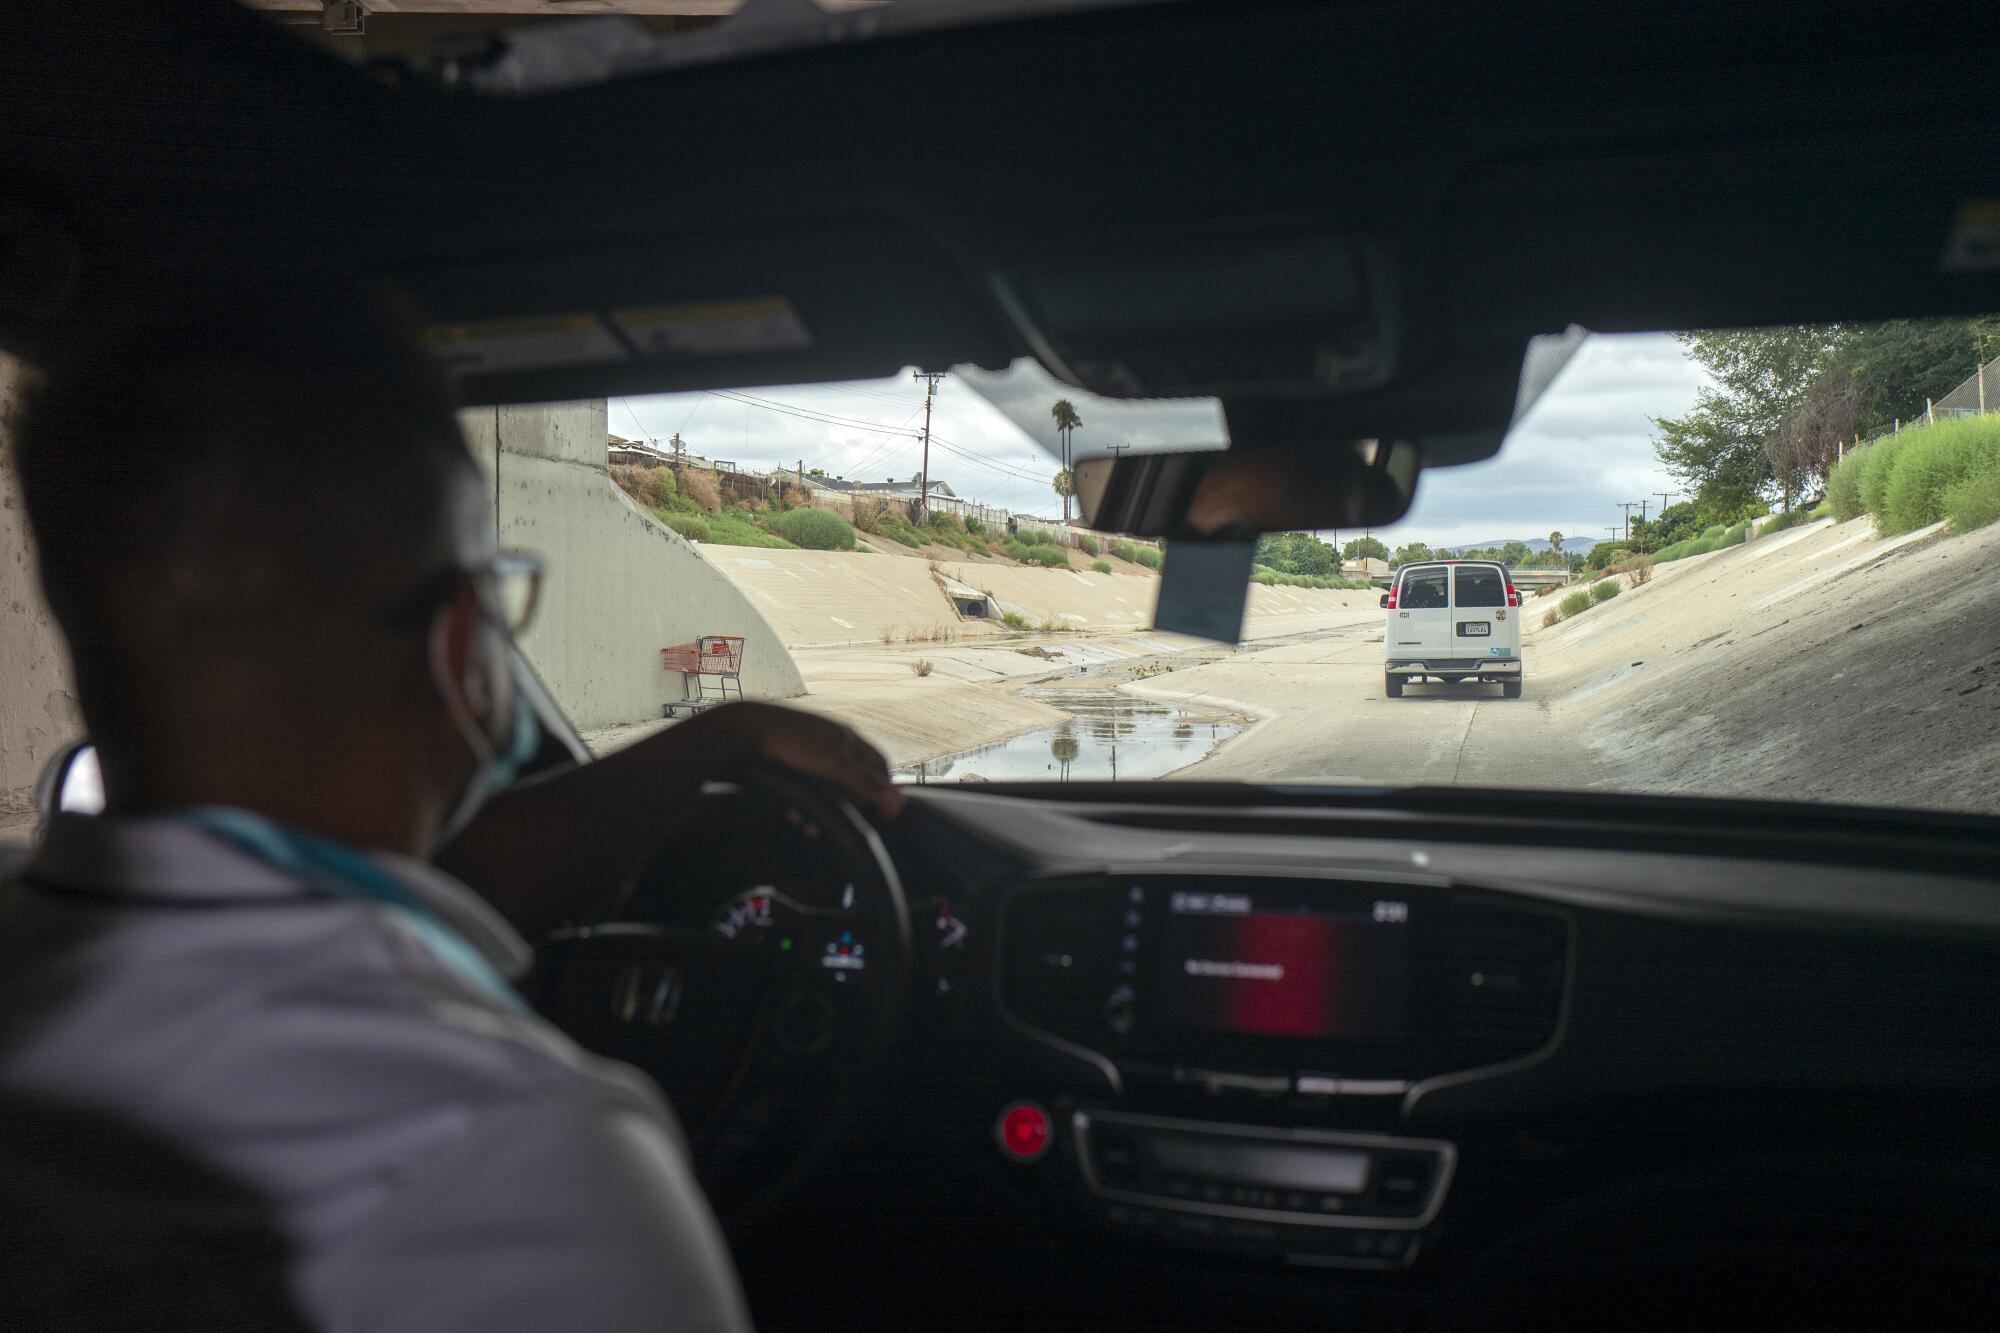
[
  {"xmin": 616, "ymin": 397, "xmax": 649, "ymax": 441},
  {"xmin": 713, "ymin": 387, "xmax": 924, "ymax": 436},
  {"xmin": 677, "ymin": 391, "xmax": 710, "ymax": 434},
  {"xmin": 817, "ymin": 405, "xmax": 928, "ymax": 479},
  {"xmin": 707, "ymin": 389, "xmax": 921, "ymax": 439},
  {"xmin": 928, "ymin": 434, "xmax": 1060, "ymax": 484}
]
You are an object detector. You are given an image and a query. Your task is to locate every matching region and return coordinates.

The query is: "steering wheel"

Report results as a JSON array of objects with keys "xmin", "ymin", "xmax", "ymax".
[{"xmin": 526, "ymin": 764, "xmax": 909, "ymax": 1217}]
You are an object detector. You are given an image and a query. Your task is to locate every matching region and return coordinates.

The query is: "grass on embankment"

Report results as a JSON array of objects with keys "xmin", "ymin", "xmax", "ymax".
[
  {"xmin": 1653, "ymin": 519, "xmax": 1751, "ymax": 565},
  {"xmin": 1826, "ymin": 414, "xmax": 2000, "ymax": 536}
]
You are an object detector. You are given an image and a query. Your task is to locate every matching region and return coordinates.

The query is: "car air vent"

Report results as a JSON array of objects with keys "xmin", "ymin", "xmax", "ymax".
[
  {"xmin": 1002, "ymin": 884, "xmax": 1121, "ymax": 1039},
  {"xmin": 1448, "ymin": 909, "xmax": 1567, "ymax": 1058}
]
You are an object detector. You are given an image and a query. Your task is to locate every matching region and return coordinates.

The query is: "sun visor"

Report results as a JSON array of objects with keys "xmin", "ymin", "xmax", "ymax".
[{"xmin": 989, "ymin": 232, "xmax": 1397, "ymax": 400}]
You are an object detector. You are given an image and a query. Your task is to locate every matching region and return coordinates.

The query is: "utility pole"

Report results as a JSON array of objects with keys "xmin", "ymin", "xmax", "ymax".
[
  {"xmin": 913, "ymin": 370, "xmax": 945, "ymax": 522},
  {"xmin": 1617, "ymin": 502, "xmax": 1637, "ymax": 543},
  {"xmin": 1106, "ymin": 441, "xmax": 1131, "ymax": 459},
  {"xmin": 1655, "ymin": 491, "xmax": 1678, "ymax": 515},
  {"xmin": 671, "ymin": 432, "xmax": 684, "ymax": 468}
]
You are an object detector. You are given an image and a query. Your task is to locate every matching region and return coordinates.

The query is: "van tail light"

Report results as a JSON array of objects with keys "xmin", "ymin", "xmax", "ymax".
[
  {"xmin": 1506, "ymin": 587, "xmax": 1521, "ymax": 607},
  {"xmin": 1386, "ymin": 588, "xmax": 1399, "ymax": 610}
]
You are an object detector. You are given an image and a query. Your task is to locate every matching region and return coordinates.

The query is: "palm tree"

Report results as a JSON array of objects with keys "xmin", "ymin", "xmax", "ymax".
[
  {"xmin": 1052, "ymin": 468, "xmax": 1075, "ymax": 512},
  {"xmin": 1549, "ymin": 530, "xmax": 1567, "ymax": 581},
  {"xmin": 1050, "ymin": 399, "xmax": 1083, "ymax": 522}
]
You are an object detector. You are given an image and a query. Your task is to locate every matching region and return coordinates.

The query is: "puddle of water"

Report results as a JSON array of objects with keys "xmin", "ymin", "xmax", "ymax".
[{"xmin": 896, "ymin": 686, "xmax": 1242, "ymax": 783}]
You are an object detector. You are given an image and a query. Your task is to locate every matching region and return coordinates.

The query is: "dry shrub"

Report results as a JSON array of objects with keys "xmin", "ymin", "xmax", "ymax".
[
  {"xmin": 678, "ymin": 466, "xmax": 723, "ymax": 513},
  {"xmin": 1542, "ymin": 608, "xmax": 1562, "ymax": 629},
  {"xmin": 611, "ymin": 464, "xmax": 678, "ymax": 510},
  {"xmin": 1628, "ymin": 556, "xmax": 1654, "ymax": 587},
  {"xmin": 610, "ymin": 464, "xmax": 649, "ymax": 504},
  {"xmin": 911, "ymin": 659, "xmax": 934, "ymax": 677}
]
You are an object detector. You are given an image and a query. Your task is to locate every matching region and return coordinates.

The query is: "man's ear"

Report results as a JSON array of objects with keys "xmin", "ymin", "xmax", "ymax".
[{"xmin": 436, "ymin": 581, "xmax": 489, "ymax": 714}]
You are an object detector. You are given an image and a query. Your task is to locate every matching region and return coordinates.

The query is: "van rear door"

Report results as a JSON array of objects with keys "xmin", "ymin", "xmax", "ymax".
[
  {"xmin": 1450, "ymin": 563, "xmax": 1517, "ymax": 657},
  {"xmin": 1390, "ymin": 564, "xmax": 1451, "ymax": 657}
]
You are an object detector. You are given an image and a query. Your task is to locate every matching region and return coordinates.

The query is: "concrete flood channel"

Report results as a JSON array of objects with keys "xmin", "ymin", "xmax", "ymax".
[{"xmin": 896, "ymin": 684, "xmax": 1244, "ymax": 783}]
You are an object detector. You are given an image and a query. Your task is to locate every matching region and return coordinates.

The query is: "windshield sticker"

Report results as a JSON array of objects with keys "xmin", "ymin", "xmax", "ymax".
[
  {"xmin": 424, "ymin": 313, "xmax": 627, "ymax": 374},
  {"xmin": 613, "ymin": 298, "xmax": 812, "ymax": 359}
]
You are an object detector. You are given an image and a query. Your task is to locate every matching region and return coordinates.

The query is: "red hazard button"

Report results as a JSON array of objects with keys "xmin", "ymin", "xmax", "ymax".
[{"xmin": 996, "ymin": 1100, "xmax": 1052, "ymax": 1162}]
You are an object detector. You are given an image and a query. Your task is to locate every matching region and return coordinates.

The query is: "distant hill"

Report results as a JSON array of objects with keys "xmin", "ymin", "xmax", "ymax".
[{"xmin": 1440, "ymin": 536, "xmax": 1600, "ymax": 554}]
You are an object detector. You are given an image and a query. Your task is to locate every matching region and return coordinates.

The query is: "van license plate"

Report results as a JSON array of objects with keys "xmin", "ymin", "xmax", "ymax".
[{"xmin": 1457, "ymin": 622, "xmax": 1491, "ymax": 636}]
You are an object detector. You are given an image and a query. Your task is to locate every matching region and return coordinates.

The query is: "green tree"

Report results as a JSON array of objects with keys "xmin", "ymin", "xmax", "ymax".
[
  {"xmin": 1050, "ymin": 399, "xmax": 1083, "ymax": 522},
  {"xmin": 1254, "ymin": 531, "xmax": 1338, "ymax": 577},
  {"xmin": 1052, "ymin": 467, "xmax": 1075, "ymax": 512},
  {"xmin": 1653, "ymin": 318, "xmax": 2000, "ymax": 512},
  {"xmin": 1392, "ymin": 541, "xmax": 1435, "ymax": 568},
  {"xmin": 1841, "ymin": 317, "xmax": 2000, "ymax": 434},
  {"xmin": 1342, "ymin": 535, "xmax": 1389, "ymax": 562},
  {"xmin": 1652, "ymin": 326, "xmax": 1841, "ymax": 513},
  {"xmin": 1501, "ymin": 539, "xmax": 1531, "ymax": 567},
  {"xmin": 1650, "ymin": 502, "xmax": 1699, "ymax": 548}
]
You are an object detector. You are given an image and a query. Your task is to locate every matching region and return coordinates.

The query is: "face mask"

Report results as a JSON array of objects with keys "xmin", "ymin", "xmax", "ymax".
[{"xmin": 429, "ymin": 611, "xmax": 543, "ymax": 849}]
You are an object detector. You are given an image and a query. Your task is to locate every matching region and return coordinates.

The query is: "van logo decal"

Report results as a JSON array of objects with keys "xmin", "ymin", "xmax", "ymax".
[{"xmin": 1489, "ymin": 646, "xmax": 1505, "ymax": 656}]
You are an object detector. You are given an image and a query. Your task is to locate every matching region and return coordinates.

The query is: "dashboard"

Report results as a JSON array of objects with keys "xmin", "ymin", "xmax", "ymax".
[{"xmin": 709, "ymin": 782, "xmax": 2000, "ymax": 1329}]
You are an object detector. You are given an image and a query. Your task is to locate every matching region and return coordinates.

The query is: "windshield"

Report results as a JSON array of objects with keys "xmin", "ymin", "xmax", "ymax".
[{"xmin": 497, "ymin": 319, "xmax": 2000, "ymax": 812}]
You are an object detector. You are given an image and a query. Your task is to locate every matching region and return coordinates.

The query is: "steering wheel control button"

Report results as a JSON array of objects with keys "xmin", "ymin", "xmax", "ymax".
[
  {"xmin": 1103, "ymin": 984, "xmax": 1137, "ymax": 1034},
  {"xmin": 996, "ymin": 1100, "xmax": 1053, "ymax": 1162}
]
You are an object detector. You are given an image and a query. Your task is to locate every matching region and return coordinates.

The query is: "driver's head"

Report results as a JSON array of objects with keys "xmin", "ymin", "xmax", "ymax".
[{"xmin": 13, "ymin": 277, "xmax": 524, "ymax": 851}]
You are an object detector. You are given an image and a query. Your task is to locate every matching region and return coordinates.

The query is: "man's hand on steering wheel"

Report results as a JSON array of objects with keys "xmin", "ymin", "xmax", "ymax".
[
  {"xmin": 437, "ymin": 700, "xmax": 902, "ymax": 936},
  {"xmin": 692, "ymin": 702, "xmax": 905, "ymax": 823}
]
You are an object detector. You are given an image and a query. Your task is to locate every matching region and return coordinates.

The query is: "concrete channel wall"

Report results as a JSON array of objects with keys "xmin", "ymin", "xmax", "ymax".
[
  {"xmin": 461, "ymin": 401, "xmax": 804, "ymax": 730},
  {"xmin": 0, "ymin": 355, "xmax": 82, "ymax": 829},
  {"xmin": 707, "ymin": 544, "xmax": 1377, "ymax": 649}
]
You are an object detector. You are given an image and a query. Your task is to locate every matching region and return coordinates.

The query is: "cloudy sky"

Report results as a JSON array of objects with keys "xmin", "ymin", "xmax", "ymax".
[{"xmin": 613, "ymin": 332, "xmax": 1709, "ymax": 549}]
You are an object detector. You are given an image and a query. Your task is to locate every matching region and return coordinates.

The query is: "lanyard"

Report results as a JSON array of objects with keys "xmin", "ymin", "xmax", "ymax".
[{"xmin": 179, "ymin": 807, "xmax": 526, "ymax": 1013}]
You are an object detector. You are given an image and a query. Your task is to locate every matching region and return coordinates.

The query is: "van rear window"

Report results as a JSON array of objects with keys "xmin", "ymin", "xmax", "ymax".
[
  {"xmin": 1455, "ymin": 566, "xmax": 1505, "ymax": 608},
  {"xmin": 1401, "ymin": 567, "xmax": 1449, "ymax": 608}
]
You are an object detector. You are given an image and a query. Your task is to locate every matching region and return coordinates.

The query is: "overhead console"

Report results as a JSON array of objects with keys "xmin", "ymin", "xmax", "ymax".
[{"xmin": 996, "ymin": 871, "xmax": 1569, "ymax": 1267}]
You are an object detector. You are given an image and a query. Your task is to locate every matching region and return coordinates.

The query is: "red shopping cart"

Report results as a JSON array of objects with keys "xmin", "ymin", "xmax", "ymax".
[{"xmin": 660, "ymin": 635, "xmax": 746, "ymax": 716}]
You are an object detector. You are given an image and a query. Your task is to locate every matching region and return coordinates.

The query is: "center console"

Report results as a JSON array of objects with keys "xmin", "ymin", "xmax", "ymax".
[{"xmin": 998, "ymin": 870, "xmax": 1569, "ymax": 1267}]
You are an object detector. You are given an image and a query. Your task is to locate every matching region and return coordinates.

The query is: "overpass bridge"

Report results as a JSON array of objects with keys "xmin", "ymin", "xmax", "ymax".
[{"xmin": 1364, "ymin": 566, "xmax": 1576, "ymax": 592}]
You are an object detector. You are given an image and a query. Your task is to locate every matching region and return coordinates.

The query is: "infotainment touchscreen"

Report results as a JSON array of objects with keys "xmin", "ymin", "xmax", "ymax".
[{"xmin": 1156, "ymin": 887, "xmax": 1412, "ymax": 1040}]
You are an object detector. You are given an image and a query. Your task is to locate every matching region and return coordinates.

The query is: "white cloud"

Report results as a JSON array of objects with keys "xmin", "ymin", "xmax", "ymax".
[
  {"xmin": 613, "ymin": 332, "xmax": 1709, "ymax": 540},
  {"xmin": 1370, "ymin": 333, "xmax": 1709, "ymax": 548}
]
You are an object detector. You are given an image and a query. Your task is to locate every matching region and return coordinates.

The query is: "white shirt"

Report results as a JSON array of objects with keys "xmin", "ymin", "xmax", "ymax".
[{"xmin": 0, "ymin": 813, "xmax": 752, "ymax": 1333}]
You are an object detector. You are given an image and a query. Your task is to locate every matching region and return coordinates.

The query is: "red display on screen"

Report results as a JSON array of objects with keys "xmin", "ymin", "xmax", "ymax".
[{"xmin": 1159, "ymin": 910, "xmax": 1410, "ymax": 1041}]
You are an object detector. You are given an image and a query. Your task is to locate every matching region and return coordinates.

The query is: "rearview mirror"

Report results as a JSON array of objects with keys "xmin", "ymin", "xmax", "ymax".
[
  {"xmin": 1072, "ymin": 439, "xmax": 1419, "ymax": 538},
  {"xmin": 1378, "ymin": 593, "xmax": 1389, "ymax": 608}
]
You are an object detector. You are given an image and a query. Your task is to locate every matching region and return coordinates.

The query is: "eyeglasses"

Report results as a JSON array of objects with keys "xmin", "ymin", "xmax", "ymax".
[
  {"xmin": 479, "ymin": 550, "xmax": 545, "ymax": 636},
  {"xmin": 384, "ymin": 549, "xmax": 546, "ymax": 637}
]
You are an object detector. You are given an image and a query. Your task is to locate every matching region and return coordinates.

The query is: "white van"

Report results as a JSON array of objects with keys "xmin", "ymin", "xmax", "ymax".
[{"xmin": 1380, "ymin": 560, "xmax": 1523, "ymax": 699}]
